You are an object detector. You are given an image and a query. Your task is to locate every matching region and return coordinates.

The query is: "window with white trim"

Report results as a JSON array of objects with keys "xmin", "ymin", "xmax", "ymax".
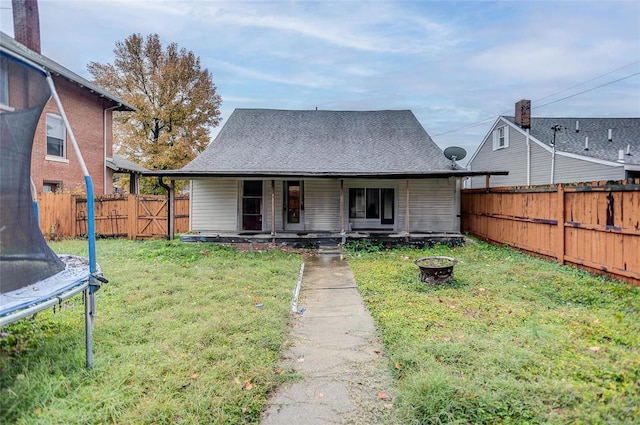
[
  {"xmin": 492, "ymin": 125, "xmax": 509, "ymax": 150},
  {"xmin": 349, "ymin": 188, "xmax": 394, "ymax": 226},
  {"xmin": 0, "ymin": 57, "xmax": 8, "ymax": 108},
  {"xmin": 46, "ymin": 113, "xmax": 66, "ymax": 158}
]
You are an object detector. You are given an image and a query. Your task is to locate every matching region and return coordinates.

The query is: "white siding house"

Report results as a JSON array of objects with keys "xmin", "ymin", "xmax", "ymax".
[
  {"xmin": 153, "ymin": 109, "xmax": 502, "ymax": 242},
  {"xmin": 467, "ymin": 100, "xmax": 640, "ymax": 188}
]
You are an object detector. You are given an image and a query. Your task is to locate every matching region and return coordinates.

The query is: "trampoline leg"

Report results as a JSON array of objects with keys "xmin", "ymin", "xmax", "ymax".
[{"xmin": 85, "ymin": 287, "xmax": 93, "ymax": 369}]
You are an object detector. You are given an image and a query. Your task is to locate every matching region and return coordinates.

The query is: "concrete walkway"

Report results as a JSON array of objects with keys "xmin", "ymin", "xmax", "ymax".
[{"xmin": 261, "ymin": 251, "xmax": 397, "ymax": 425}]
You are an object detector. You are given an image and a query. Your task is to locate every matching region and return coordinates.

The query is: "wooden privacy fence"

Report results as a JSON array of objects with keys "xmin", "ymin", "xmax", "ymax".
[
  {"xmin": 461, "ymin": 179, "xmax": 640, "ymax": 286},
  {"xmin": 37, "ymin": 193, "xmax": 189, "ymax": 240}
]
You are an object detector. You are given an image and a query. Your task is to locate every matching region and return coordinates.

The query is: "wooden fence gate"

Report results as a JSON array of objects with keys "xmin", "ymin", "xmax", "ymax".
[{"xmin": 38, "ymin": 193, "xmax": 189, "ymax": 240}]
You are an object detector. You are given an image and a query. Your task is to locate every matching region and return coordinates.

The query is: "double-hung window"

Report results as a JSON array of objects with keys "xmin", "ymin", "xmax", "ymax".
[
  {"xmin": 492, "ymin": 125, "xmax": 509, "ymax": 150},
  {"xmin": 0, "ymin": 57, "xmax": 9, "ymax": 109},
  {"xmin": 46, "ymin": 113, "xmax": 66, "ymax": 158}
]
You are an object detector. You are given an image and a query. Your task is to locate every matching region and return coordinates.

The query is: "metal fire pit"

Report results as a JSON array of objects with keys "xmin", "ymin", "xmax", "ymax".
[{"xmin": 414, "ymin": 256, "xmax": 458, "ymax": 284}]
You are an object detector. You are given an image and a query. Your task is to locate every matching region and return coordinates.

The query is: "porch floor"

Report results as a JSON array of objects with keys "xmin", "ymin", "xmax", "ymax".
[{"xmin": 179, "ymin": 231, "xmax": 465, "ymax": 249}]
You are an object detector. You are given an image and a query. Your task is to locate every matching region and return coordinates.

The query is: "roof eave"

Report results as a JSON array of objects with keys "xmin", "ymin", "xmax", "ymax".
[{"xmin": 142, "ymin": 170, "xmax": 509, "ymax": 179}]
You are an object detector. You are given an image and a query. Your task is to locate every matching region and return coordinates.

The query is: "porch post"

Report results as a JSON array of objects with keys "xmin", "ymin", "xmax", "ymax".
[
  {"xmin": 340, "ymin": 179, "xmax": 345, "ymax": 244},
  {"xmin": 169, "ymin": 180, "xmax": 175, "ymax": 241},
  {"xmin": 405, "ymin": 180, "xmax": 410, "ymax": 242},
  {"xmin": 271, "ymin": 180, "xmax": 276, "ymax": 241}
]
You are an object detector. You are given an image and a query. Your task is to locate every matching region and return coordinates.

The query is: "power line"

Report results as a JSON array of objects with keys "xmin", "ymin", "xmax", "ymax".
[
  {"xmin": 532, "ymin": 61, "xmax": 639, "ymax": 104},
  {"xmin": 431, "ymin": 65, "xmax": 640, "ymax": 138},
  {"xmin": 533, "ymin": 72, "xmax": 640, "ymax": 110}
]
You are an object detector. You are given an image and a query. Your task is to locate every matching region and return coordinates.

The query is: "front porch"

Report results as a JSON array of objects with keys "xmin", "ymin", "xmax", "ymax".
[{"xmin": 179, "ymin": 230, "xmax": 465, "ymax": 249}]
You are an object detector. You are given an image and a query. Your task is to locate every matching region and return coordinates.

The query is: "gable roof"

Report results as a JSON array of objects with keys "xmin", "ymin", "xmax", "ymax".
[
  {"xmin": 160, "ymin": 108, "xmax": 501, "ymax": 178},
  {"xmin": 505, "ymin": 116, "xmax": 640, "ymax": 166},
  {"xmin": 1, "ymin": 31, "xmax": 134, "ymax": 112}
]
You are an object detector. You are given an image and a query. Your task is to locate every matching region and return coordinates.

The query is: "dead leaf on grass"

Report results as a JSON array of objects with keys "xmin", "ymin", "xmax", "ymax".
[
  {"xmin": 243, "ymin": 379, "xmax": 253, "ymax": 390},
  {"xmin": 395, "ymin": 362, "xmax": 402, "ymax": 370},
  {"xmin": 377, "ymin": 391, "xmax": 392, "ymax": 401}
]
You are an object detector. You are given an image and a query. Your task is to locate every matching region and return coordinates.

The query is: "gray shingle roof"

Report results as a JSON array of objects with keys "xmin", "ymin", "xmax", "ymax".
[
  {"xmin": 106, "ymin": 154, "xmax": 148, "ymax": 173},
  {"xmin": 180, "ymin": 108, "xmax": 460, "ymax": 176},
  {"xmin": 504, "ymin": 116, "xmax": 640, "ymax": 165}
]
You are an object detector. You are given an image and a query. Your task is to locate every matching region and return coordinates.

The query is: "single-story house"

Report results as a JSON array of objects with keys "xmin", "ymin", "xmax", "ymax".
[
  {"xmin": 466, "ymin": 100, "xmax": 640, "ymax": 188},
  {"xmin": 148, "ymin": 108, "xmax": 506, "ymax": 244}
]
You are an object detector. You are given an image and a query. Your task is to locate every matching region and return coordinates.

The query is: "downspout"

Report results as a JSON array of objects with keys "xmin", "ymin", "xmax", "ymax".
[
  {"xmin": 526, "ymin": 128, "xmax": 531, "ymax": 186},
  {"xmin": 103, "ymin": 104, "xmax": 120, "ymax": 194},
  {"xmin": 405, "ymin": 180, "xmax": 410, "ymax": 242},
  {"xmin": 271, "ymin": 180, "xmax": 275, "ymax": 242},
  {"xmin": 340, "ymin": 179, "xmax": 345, "ymax": 244}
]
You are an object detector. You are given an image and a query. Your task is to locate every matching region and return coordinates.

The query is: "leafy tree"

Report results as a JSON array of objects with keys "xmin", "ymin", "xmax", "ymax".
[{"xmin": 88, "ymin": 33, "xmax": 222, "ymax": 193}]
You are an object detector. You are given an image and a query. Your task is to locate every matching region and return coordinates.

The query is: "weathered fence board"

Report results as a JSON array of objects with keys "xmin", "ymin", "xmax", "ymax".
[
  {"xmin": 462, "ymin": 179, "xmax": 640, "ymax": 286},
  {"xmin": 36, "ymin": 193, "xmax": 189, "ymax": 240}
]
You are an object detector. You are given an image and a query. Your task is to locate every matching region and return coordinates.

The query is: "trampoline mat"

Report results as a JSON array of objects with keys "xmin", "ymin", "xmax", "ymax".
[{"xmin": 0, "ymin": 254, "xmax": 98, "ymax": 317}]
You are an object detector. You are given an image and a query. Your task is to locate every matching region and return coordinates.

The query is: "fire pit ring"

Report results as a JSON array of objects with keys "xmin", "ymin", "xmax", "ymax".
[{"xmin": 414, "ymin": 256, "xmax": 458, "ymax": 284}]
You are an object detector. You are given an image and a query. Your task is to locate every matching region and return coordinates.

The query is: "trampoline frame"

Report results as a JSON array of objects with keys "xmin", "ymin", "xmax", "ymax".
[{"xmin": 0, "ymin": 46, "xmax": 103, "ymax": 369}]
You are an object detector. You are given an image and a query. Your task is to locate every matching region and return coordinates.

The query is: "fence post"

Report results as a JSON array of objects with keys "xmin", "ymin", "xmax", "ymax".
[
  {"xmin": 557, "ymin": 184, "xmax": 565, "ymax": 264},
  {"xmin": 128, "ymin": 195, "xmax": 137, "ymax": 239},
  {"xmin": 70, "ymin": 194, "xmax": 77, "ymax": 238}
]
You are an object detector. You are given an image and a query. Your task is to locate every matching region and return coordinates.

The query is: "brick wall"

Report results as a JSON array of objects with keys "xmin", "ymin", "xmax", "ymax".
[{"xmin": 30, "ymin": 76, "xmax": 115, "ymax": 194}]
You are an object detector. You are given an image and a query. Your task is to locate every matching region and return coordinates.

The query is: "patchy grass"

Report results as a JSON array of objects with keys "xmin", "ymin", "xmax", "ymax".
[
  {"xmin": 345, "ymin": 239, "xmax": 640, "ymax": 425},
  {"xmin": 0, "ymin": 239, "xmax": 302, "ymax": 424}
]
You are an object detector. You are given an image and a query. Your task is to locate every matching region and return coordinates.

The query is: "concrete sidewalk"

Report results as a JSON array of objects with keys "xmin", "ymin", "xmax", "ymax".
[{"xmin": 261, "ymin": 251, "xmax": 397, "ymax": 425}]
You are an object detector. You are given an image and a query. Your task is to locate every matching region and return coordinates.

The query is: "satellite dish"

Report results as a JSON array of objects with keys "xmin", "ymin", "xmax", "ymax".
[{"xmin": 444, "ymin": 146, "xmax": 467, "ymax": 161}]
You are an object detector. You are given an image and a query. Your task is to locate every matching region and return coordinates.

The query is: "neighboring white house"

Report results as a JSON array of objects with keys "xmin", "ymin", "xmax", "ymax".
[
  {"xmin": 466, "ymin": 100, "xmax": 640, "ymax": 188},
  {"xmin": 152, "ymin": 108, "xmax": 504, "ymax": 240}
]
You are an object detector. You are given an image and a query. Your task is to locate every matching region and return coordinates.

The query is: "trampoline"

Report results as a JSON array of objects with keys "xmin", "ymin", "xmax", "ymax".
[{"xmin": 0, "ymin": 45, "xmax": 105, "ymax": 368}]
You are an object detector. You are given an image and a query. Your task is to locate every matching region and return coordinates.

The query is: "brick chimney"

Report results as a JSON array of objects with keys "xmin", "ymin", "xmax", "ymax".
[
  {"xmin": 12, "ymin": 0, "xmax": 41, "ymax": 53},
  {"xmin": 515, "ymin": 99, "xmax": 531, "ymax": 129}
]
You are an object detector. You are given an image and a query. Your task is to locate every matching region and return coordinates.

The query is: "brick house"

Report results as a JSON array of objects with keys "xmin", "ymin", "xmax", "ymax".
[{"xmin": 1, "ymin": 1, "xmax": 133, "ymax": 194}]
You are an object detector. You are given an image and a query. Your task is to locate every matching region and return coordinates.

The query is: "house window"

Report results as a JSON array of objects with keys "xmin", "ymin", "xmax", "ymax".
[
  {"xmin": 492, "ymin": 126, "xmax": 509, "ymax": 150},
  {"xmin": 43, "ymin": 182, "xmax": 62, "ymax": 193},
  {"xmin": 242, "ymin": 180, "xmax": 263, "ymax": 231},
  {"xmin": 349, "ymin": 188, "xmax": 394, "ymax": 225},
  {"xmin": 46, "ymin": 114, "xmax": 66, "ymax": 158},
  {"xmin": 0, "ymin": 57, "xmax": 8, "ymax": 108}
]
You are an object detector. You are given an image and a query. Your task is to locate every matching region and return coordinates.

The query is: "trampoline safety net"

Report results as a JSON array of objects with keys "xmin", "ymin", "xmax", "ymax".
[{"xmin": 0, "ymin": 51, "xmax": 65, "ymax": 294}]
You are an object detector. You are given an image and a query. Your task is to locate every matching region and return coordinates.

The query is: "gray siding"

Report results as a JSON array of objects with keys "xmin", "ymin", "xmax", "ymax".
[
  {"xmin": 305, "ymin": 179, "xmax": 341, "ymax": 231},
  {"xmin": 530, "ymin": 142, "xmax": 552, "ymax": 185},
  {"xmin": 468, "ymin": 121, "xmax": 528, "ymax": 188},
  {"xmin": 191, "ymin": 179, "xmax": 238, "ymax": 231},
  {"xmin": 553, "ymin": 155, "xmax": 625, "ymax": 183},
  {"xmin": 398, "ymin": 179, "xmax": 456, "ymax": 232}
]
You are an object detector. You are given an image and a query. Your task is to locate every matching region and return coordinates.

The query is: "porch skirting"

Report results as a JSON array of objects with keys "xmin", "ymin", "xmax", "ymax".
[{"xmin": 179, "ymin": 231, "xmax": 465, "ymax": 249}]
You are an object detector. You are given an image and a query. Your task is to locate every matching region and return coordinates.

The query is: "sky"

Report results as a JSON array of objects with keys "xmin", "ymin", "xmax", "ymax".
[{"xmin": 1, "ymin": 0, "xmax": 639, "ymax": 163}]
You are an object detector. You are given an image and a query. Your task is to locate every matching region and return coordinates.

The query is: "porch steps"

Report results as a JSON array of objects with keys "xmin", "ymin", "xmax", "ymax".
[{"xmin": 317, "ymin": 244, "xmax": 342, "ymax": 254}]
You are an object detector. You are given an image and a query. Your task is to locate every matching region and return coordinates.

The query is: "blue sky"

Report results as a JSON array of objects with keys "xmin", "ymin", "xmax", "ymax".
[{"xmin": 1, "ymin": 0, "xmax": 639, "ymax": 161}]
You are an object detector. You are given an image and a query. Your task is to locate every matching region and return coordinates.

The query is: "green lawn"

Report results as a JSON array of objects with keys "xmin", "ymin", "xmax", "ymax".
[
  {"xmin": 0, "ymin": 239, "xmax": 302, "ymax": 424},
  {"xmin": 345, "ymin": 239, "xmax": 640, "ymax": 424},
  {"xmin": 2, "ymin": 238, "xmax": 639, "ymax": 424}
]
